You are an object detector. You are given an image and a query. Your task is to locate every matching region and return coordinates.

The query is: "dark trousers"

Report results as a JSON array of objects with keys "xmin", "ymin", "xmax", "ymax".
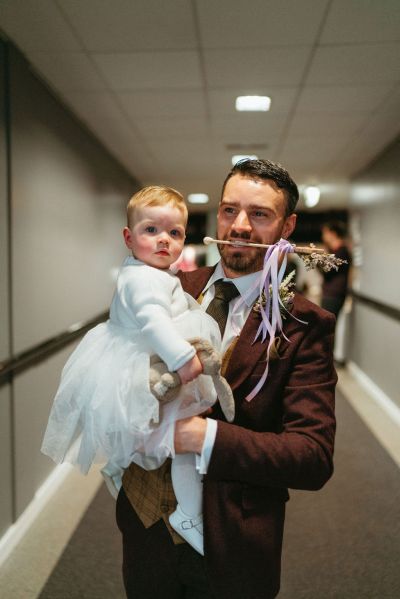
[{"xmin": 116, "ymin": 487, "xmax": 216, "ymax": 599}]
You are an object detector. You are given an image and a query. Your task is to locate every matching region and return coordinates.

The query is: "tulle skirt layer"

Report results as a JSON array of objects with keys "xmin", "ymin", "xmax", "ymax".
[{"xmin": 41, "ymin": 300, "xmax": 220, "ymax": 473}]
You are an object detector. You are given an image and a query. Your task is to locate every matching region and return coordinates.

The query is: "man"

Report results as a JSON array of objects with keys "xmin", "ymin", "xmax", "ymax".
[
  {"xmin": 116, "ymin": 159, "xmax": 337, "ymax": 599},
  {"xmin": 321, "ymin": 221, "xmax": 351, "ymax": 320}
]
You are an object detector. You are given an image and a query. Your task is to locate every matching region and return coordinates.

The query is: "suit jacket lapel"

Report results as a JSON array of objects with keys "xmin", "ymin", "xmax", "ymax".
[
  {"xmin": 178, "ymin": 266, "xmax": 216, "ymax": 300},
  {"xmin": 223, "ymin": 307, "xmax": 268, "ymax": 392}
]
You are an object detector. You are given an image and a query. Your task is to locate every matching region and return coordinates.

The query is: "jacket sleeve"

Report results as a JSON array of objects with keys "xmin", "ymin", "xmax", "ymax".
[
  {"xmin": 121, "ymin": 267, "xmax": 195, "ymax": 371},
  {"xmin": 207, "ymin": 311, "xmax": 337, "ymax": 491}
]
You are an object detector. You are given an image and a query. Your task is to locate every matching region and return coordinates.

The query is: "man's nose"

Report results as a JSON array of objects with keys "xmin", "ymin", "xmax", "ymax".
[{"xmin": 232, "ymin": 210, "xmax": 251, "ymax": 233}]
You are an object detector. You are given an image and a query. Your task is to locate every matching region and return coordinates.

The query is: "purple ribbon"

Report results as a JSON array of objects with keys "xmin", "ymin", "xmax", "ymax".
[
  {"xmin": 245, "ymin": 239, "xmax": 293, "ymax": 401},
  {"xmin": 229, "ymin": 238, "xmax": 307, "ymax": 401},
  {"xmin": 243, "ymin": 239, "xmax": 306, "ymax": 402}
]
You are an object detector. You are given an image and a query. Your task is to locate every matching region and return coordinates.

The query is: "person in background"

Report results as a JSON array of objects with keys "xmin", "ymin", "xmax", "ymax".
[
  {"xmin": 116, "ymin": 159, "xmax": 337, "ymax": 599},
  {"xmin": 321, "ymin": 221, "xmax": 351, "ymax": 320}
]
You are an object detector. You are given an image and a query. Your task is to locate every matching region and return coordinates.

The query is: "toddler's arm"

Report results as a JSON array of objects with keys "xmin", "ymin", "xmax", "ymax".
[{"xmin": 177, "ymin": 354, "xmax": 203, "ymax": 385}]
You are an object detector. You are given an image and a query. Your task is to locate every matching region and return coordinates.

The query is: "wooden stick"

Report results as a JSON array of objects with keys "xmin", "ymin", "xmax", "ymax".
[{"xmin": 203, "ymin": 236, "xmax": 325, "ymax": 255}]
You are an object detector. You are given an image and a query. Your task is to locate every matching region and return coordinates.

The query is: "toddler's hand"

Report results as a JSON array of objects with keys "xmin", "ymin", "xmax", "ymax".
[{"xmin": 177, "ymin": 354, "xmax": 203, "ymax": 385}]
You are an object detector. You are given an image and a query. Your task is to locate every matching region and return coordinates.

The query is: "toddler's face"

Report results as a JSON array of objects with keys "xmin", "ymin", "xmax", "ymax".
[{"xmin": 124, "ymin": 204, "xmax": 186, "ymax": 269}]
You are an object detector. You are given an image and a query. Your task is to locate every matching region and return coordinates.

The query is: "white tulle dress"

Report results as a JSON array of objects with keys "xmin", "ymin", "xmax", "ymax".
[{"xmin": 41, "ymin": 257, "xmax": 221, "ymax": 475}]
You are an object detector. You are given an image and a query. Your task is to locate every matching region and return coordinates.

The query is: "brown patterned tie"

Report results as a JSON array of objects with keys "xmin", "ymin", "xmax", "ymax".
[{"xmin": 206, "ymin": 280, "xmax": 240, "ymax": 336}]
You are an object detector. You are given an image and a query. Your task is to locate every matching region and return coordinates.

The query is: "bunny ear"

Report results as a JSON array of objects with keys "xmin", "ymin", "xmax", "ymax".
[{"xmin": 213, "ymin": 375, "xmax": 235, "ymax": 422}]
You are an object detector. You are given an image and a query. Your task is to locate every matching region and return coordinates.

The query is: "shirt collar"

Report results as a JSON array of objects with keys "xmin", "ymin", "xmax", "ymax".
[{"xmin": 204, "ymin": 261, "xmax": 261, "ymax": 307}]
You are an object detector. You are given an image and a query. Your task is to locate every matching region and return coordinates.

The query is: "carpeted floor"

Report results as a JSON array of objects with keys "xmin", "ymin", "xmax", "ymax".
[{"xmin": 39, "ymin": 392, "xmax": 400, "ymax": 598}]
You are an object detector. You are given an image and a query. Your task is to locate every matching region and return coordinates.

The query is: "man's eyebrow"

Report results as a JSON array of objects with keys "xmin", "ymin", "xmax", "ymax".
[{"xmin": 220, "ymin": 200, "xmax": 275, "ymax": 212}]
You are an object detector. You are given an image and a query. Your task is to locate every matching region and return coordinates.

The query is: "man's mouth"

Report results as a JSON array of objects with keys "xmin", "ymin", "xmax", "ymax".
[{"xmin": 226, "ymin": 239, "xmax": 253, "ymax": 248}]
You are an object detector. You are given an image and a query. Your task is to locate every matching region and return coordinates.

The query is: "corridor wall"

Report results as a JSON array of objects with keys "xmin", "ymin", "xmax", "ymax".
[
  {"xmin": 349, "ymin": 137, "xmax": 400, "ymax": 409},
  {"xmin": 0, "ymin": 41, "xmax": 138, "ymax": 540},
  {"xmin": 0, "ymin": 39, "xmax": 13, "ymax": 542}
]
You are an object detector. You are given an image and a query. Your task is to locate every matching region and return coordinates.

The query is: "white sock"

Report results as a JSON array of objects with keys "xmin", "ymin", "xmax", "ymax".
[{"xmin": 171, "ymin": 453, "xmax": 203, "ymax": 517}]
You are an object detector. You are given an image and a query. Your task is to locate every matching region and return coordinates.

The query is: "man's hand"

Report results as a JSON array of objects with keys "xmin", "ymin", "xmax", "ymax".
[{"xmin": 174, "ymin": 415, "xmax": 208, "ymax": 454}]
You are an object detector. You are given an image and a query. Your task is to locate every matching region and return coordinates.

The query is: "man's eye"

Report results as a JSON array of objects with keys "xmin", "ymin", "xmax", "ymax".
[
  {"xmin": 253, "ymin": 211, "xmax": 267, "ymax": 218},
  {"xmin": 224, "ymin": 206, "xmax": 235, "ymax": 214},
  {"xmin": 145, "ymin": 226, "xmax": 156, "ymax": 233}
]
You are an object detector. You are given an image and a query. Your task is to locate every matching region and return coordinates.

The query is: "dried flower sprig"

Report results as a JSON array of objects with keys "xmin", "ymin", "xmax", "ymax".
[
  {"xmin": 300, "ymin": 245, "xmax": 347, "ymax": 272},
  {"xmin": 253, "ymin": 270, "xmax": 296, "ymax": 316}
]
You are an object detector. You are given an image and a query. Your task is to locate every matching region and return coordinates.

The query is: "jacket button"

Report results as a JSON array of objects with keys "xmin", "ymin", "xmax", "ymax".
[{"xmin": 160, "ymin": 504, "xmax": 169, "ymax": 513}]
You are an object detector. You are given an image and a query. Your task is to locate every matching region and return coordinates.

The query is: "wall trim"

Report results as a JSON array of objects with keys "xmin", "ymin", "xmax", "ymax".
[
  {"xmin": 351, "ymin": 290, "xmax": 400, "ymax": 323},
  {"xmin": 347, "ymin": 360, "xmax": 400, "ymax": 427},
  {"xmin": 0, "ymin": 463, "xmax": 72, "ymax": 568}
]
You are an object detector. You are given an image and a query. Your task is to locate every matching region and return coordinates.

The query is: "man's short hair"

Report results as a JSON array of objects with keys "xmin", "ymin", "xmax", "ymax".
[
  {"xmin": 127, "ymin": 185, "xmax": 188, "ymax": 228},
  {"xmin": 221, "ymin": 158, "xmax": 299, "ymax": 217}
]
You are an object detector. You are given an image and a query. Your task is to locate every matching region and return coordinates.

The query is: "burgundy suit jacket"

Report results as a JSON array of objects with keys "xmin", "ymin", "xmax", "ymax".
[{"xmin": 178, "ymin": 266, "xmax": 337, "ymax": 599}]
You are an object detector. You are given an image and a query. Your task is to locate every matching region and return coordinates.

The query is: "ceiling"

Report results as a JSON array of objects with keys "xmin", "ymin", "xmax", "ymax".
[{"xmin": 1, "ymin": 0, "xmax": 400, "ymax": 210}]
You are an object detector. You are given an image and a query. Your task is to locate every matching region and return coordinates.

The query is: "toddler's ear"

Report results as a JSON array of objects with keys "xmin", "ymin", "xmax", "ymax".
[{"xmin": 123, "ymin": 227, "xmax": 133, "ymax": 250}]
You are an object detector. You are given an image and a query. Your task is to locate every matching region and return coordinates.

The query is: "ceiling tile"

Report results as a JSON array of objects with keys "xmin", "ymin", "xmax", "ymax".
[
  {"xmin": 280, "ymin": 136, "xmax": 348, "ymax": 163},
  {"xmin": 146, "ymin": 140, "xmax": 215, "ymax": 172},
  {"xmin": 279, "ymin": 137, "xmax": 350, "ymax": 181},
  {"xmin": 321, "ymin": 0, "xmax": 400, "ymax": 44},
  {"xmin": 288, "ymin": 113, "xmax": 367, "ymax": 138},
  {"xmin": 296, "ymin": 84, "xmax": 394, "ymax": 113},
  {"xmin": 134, "ymin": 117, "xmax": 209, "ymax": 140},
  {"xmin": 28, "ymin": 52, "xmax": 107, "ymax": 91},
  {"xmin": 87, "ymin": 114, "xmax": 160, "ymax": 178},
  {"xmin": 208, "ymin": 87, "xmax": 298, "ymax": 115},
  {"xmin": 0, "ymin": 0, "xmax": 81, "ymax": 51},
  {"xmin": 92, "ymin": 51, "xmax": 202, "ymax": 90},
  {"xmin": 197, "ymin": 0, "xmax": 329, "ymax": 48},
  {"xmin": 327, "ymin": 108, "xmax": 400, "ymax": 177},
  {"xmin": 211, "ymin": 114, "xmax": 286, "ymax": 141},
  {"xmin": 117, "ymin": 90, "xmax": 207, "ymax": 117},
  {"xmin": 306, "ymin": 44, "xmax": 400, "ymax": 84},
  {"xmin": 204, "ymin": 47, "xmax": 311, "ymax": 87},
  {"xmin": 58, "ymin": 0, "xmax": 196, "ymax": 51},
  {"xmin": 61, "ymin": 91, "xmax": 124, "ymax": 121}
]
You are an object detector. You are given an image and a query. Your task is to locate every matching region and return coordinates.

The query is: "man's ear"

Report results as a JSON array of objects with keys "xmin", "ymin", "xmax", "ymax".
[
  {"xmin": 282, "ymin": 213, "xmax": 297, "ymax": 239},
  {"xmin": 123, "ymin": 227, "xmax": 133, "ymax": 250}
]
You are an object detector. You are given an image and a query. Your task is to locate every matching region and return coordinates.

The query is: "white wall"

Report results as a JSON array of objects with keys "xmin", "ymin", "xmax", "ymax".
[
  {"xmin": 349, "ymin": 138, "xmax": 400, "ymax": 407},
  {"xmin": 0, "ymin": 43, "xmax": 139, "ymax": 538},
  {"xmin": 10, "ymin": 48, "xmax": 133, "ymax": 353}
]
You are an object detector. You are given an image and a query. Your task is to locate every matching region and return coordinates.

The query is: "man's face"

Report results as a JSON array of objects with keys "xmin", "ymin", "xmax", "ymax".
[{"xmin": 217, "ymin": 174, "xmax": 296, "ymax": 278}]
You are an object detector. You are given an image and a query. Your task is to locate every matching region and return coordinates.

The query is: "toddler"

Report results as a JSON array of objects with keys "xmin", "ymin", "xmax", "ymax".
[{"xmin": 42, "ymin": 185, "xmax": 228, "ymax": 554}]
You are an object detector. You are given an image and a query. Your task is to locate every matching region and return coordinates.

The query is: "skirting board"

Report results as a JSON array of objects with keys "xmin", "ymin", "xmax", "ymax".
[
  {"xmin": 0, "ymin": 464, "xmax": 103, "ymax": 599},
  {"xmin": 339, "ymin": 362, "xmax": 400, "ymax": 469},
  {"xmin": 347, "ymin": 361, "xmax": 400, "ymax": 427},
  {"xmin": 0, "ymin": 463, "xmax": 72, "ymax": 568}
]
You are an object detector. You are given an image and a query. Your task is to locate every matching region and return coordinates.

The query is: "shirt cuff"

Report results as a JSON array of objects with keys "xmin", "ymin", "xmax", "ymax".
[{"xmin": 196, "ymin": 418, "xmax": 218, "ymax": 475}]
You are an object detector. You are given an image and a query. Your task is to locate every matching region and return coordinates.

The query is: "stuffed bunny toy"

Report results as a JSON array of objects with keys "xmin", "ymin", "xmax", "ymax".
[{"xmin": 149, "ymin": 337, "xmax": 235, "ymax": 422}]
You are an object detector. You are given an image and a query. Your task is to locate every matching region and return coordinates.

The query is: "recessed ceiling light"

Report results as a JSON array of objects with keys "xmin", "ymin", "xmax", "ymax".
[
  {"xmin": 188, "ymin": 193, "xmax": 209, "ymax": 204},
  {"xmin": 235, "ymin": 96, "xmax": 271, "ymax": 112},
  {"xmin": 231, "ymin": 154, "xmax": 258, "ymax": 166},
  {"xmin": 304, "ymin": 186, "xmax": 320, "ymax": 208}
]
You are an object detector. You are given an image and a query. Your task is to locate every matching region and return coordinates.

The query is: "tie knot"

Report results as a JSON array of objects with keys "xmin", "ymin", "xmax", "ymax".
[{"xmin": 213, "ymin": 280, "xmax": 240, "ymax": 303}]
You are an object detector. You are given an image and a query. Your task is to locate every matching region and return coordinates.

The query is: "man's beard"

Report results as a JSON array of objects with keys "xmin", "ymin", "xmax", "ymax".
[
  {"xmin": 219, "ymin": 244, "xmax": 265, "ymax": 273},
  {"xmin": 217, "ymin": 232, "xmax": 265, "ymax": 274}
]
